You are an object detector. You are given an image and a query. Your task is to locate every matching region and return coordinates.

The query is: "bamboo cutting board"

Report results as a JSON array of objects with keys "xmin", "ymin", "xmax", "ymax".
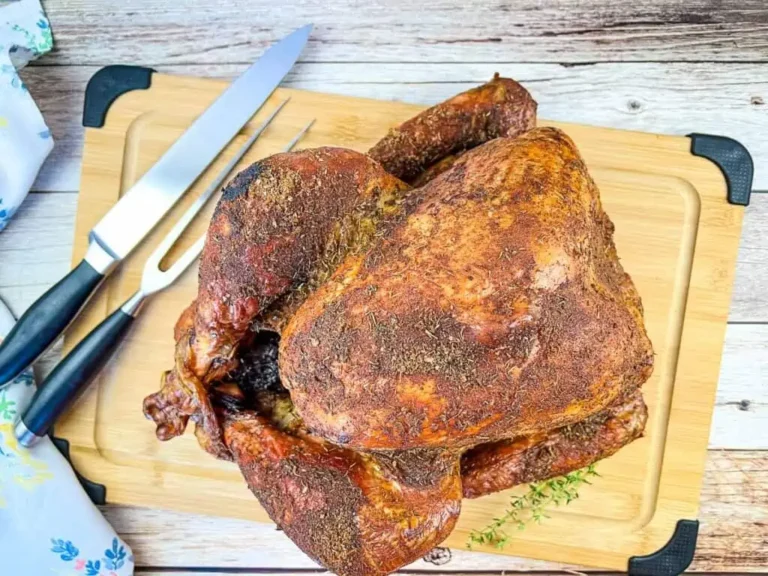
[{"xmin": 58, "ymin": 68, "xmax": 748, "ymax": 573}]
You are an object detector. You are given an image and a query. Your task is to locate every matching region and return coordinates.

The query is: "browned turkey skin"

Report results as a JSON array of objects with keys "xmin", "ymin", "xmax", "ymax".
[
  {"xmin": 281, "ymin": 130, "xmax": 653, "ymax": 452},
  {"xmin": 368, "ymin": 73, "xmax": 536, "ymax": 183},
  {"xmin": 224, "ymin": 407, "xmax": 461, "ymax": 576},
  {"xmin": 143, "ymin": 148, "xmax": 412, "ymax": 457},
  {"xmin": 143, "ymin": 76, "xmax": 653, "ymax": 576},
  {"xmin": 461, "ymin": 388, "xmax": 648, "ymax": 499}
]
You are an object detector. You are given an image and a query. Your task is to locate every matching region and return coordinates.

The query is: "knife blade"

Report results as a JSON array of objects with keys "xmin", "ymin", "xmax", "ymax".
[
  {"xmin": 92, "ymin": 24, "xmax": 312, "ymax": 261},
  {"xmin": 0, "ymin": 24, "xmax": 312, "ymax": 387}
]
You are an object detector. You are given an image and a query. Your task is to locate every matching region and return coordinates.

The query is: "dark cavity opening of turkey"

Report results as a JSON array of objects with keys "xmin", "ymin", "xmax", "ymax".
[{"xmin": 227, "ymin": 330, "xmax": 284, "ymax": 406}]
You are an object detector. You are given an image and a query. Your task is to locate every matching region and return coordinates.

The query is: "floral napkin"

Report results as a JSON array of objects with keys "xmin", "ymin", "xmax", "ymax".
[
  {"xmin": 0, "ymin": 297, "xmax": 135, "ymax": 575},
  {"xmin": 0, "ymin": 0, "xmax": 54, "ymax": 231}
]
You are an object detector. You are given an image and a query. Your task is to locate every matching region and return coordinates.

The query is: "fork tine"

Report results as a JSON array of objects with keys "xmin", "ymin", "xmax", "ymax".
[
  {"xmin": 142, "ymin": 98, "xmax": 290, "ymax": 282},
  {"xmin": 222, "ymin": 98, "xmax": 291, "ymax": 178},
  {"xmin": 283, "ymin": 119, "xmax": 315, "ymax": 152},
  {"xmin": 148, "ymin": 119, "xmax": 317, "ymax": 293}
]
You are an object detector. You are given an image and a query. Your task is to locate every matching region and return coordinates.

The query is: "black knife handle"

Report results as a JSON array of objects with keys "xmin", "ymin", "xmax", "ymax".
[
  {"xmin": 19, "ymin": 306, "xmax": 135, "ymax": 440},
  {"xmin": 0, "ymin": 259, "xmax": 104, "ymax": 386}
]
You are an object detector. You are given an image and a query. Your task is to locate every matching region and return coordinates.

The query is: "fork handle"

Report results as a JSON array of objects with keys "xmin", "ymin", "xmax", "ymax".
[{"xmin": 15, "ymin": 297, "xmax": 139, "ymax": 447}]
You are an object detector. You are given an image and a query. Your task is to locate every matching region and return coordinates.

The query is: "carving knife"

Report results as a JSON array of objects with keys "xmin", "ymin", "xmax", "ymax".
[{"xmin": 0, "ymin": 24, "xmax": 312, "ymax": 387}]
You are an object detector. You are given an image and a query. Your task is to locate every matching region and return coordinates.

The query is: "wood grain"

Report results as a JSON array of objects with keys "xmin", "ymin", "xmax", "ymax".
[
  {"xmin": 36, "ymin": 0, "xmax": 768, "ymax": 65},
  {"xmin": 732, "ymin": 198, "xmax": 768, "ymax": 321},
  {"xmin": 102, "ymin": 451, "xmax": 768, "ymax": 572},
  {"xmin": 711, "ymin": 324, "xmax": 768, "ymax": 449},
  {"xmin": 0, "ymin": 193, "xmax": 75, "ymax": 318},
  {"xmin": 21, "ymin": 63, "xmax": 768, "ymax": 192}
]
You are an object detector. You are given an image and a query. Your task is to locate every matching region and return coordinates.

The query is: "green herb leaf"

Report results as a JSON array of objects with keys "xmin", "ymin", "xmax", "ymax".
[{"xmin": 466, "ymin": 465, "xmax": 599, "ymax": 550}]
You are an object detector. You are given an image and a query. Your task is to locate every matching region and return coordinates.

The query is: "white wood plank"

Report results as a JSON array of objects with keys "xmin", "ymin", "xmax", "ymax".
[
  {"xmin": 731, "ymin": 194, "xmax": 768, "ymax": 321},
  {"xmin": 21, "ymin": 63, "xmax": 768, "ymax": 191},
  {"xmin": 0, "ymin": 193, "xmax": 73, "ymax": 383},
  {"xmin": 710, "ymin": 323, "xmax": 768, "ymax": 449},
  {"xmin": 0, "ymin": 193, "xmax": 75, "ymax": 319},
  {"xmin": 106, "ymin": 505, "xmax": 567, "ymax": 571},
  {"xmin": 37, "ymin": 0, "xmax": 768, "ymax": 65},
  {"xmin": 101, "ymin": 451, "xmax": 768, "ymax": 572}
]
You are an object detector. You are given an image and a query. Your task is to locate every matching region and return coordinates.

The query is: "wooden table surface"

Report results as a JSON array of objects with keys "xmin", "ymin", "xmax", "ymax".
[{"xmin": 3, "ymin": 1, "xmax": 767, "ymax": 573}]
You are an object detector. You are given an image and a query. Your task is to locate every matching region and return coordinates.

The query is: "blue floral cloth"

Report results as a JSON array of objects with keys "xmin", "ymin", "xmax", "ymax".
[
  {"xmin": 0, "ymin": 298, "xmax": 135, "ymax": 575},
  {"xmin": 0, "ymin": 0, "xmax": 54, "ymax": 231}
]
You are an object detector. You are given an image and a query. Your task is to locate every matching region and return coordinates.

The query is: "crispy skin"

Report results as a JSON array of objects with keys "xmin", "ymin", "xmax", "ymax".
[
  {"xmin": 144, "ymin": 148, "xmax": 411, "ymax": 442},
  {"xmin": 224, "ymin": 411, "xmax": 461, "ymax": 576},
  {"xmin": 195, "ymin": 147, "xmax": 409, "ymax": 376},
  {"xmin": 368, "ymin": 74, "xmax": 536, "ymax": 183},
  {"xmin": 410, "ymin": 152, "xmax": 463, "ymax": 188},
  {"xmin": 281, "ymin": 128, "xmax": 653, "ymax": 451},
  {"xmin": 461, "ymin": 388, "xmax": 648, "ymax": 498}
]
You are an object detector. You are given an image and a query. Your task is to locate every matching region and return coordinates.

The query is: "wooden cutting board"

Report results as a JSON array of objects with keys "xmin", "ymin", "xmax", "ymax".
[{"xmin": 58, "ymin": 68, "xmax": 748, "ymax": 573}]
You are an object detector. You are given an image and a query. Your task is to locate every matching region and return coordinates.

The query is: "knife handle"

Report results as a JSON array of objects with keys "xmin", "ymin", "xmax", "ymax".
[
  {"xmin": 0, "ymin": 259, "xmax": 104, "ymax": 386},
  {"xmin": 15, "ymin": 302, "xmax": 136, "ymax": 446}
]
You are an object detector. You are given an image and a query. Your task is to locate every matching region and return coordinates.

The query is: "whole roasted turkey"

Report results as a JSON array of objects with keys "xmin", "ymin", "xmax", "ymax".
[{"xmin": 144, "ymin": 76, "xmax": 654, "ymax": 576}]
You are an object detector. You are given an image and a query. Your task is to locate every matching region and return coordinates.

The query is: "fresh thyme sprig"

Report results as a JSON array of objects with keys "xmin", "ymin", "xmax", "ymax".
[{"xmin": 467, "ymin": 464, "xmax": 600, "ymax": 550}]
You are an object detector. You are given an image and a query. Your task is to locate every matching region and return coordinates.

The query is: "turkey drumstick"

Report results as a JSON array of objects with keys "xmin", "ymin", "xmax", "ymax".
[{"xmin": 369, "ymin": 73, "xmax": 536, "ymax": 183}]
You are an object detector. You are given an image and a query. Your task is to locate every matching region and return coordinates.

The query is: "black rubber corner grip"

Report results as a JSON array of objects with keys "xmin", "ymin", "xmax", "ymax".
[
  {"xmin": 50, "ymin": 434, "xmax": 107, "ymax": 505},
  {"xmin": 688, "ymin": 133, "xmax": 753, "ymax": 206},
  {"xmin": 83, "ymin": 65, "xmax": 154, "ymax": 128},
  {"xmin": 628, "ymin": 519, "xmax": 699, "ymax": 576}
]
